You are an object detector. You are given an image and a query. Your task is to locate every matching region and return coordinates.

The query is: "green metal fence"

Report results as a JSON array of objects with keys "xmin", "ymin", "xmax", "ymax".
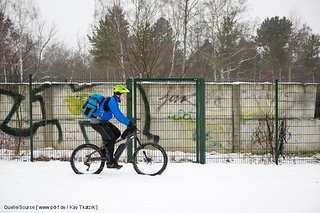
[
  {"xmin": 204, "ymin": 81, "xmax": 320, "ymax": 164},
  {"xmin": 0, "ymin": 80, "xmax": 123, "ymax": 161},
  {"xmin": 128, "ymin": 78, "xmax": 205, "ymax": 163},
  {"xmin": 277, "ymin": 82, "xmax": 320, "ymax": 163},
  {"xmin": 0, "ymin": 77, "xmax": 319, "ymax": 164}
]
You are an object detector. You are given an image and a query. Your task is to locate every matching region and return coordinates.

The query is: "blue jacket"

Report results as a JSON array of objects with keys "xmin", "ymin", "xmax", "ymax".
[{"xmin": 90, "ymin": 95, "xmax": 130, "ymax": 126}]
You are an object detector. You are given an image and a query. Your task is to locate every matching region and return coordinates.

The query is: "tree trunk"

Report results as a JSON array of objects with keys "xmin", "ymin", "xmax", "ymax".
[
  {"xmin": 220, "ymin": 68, "xmax": 224, "ymax": 80},
  {"xmin": 312, "ymin": 69, "xmax": 315, "ymax": 83},
  {"xmin": 19, "ymin": 45, "xmax": 23, "ymax": 82},
  {"xmin": 3, "ymin": 55, "xmax": 7, "ymax": 83},
  {"xmin": 169, "ymin": 40, "xmax": 177, "ymax": 78},
  {"xmin": 288, "ymin": 66, "xmax": 292, "ymax": 82},
  {"xmin": 182, "ymin": 0, "xmax": 189, "ymax": 76},
  {"xmin": 278, "ymin": 68, "xmax": 282, "ymax": 81},
  {"xmin": 120, "ymin": 41, "xmax": 125, "ymax": 80},
  {"xmin": 213, "ymin": 69, "xmax": 217, "ymax": 81}
]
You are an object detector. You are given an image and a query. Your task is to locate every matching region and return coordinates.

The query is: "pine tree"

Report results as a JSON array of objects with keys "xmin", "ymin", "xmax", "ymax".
[
  {"xmin": 152, "ymin": 17, "xmax": 175, "ymax": 77},
  {"xmin": 301, "ymin": 34, "xmax": 320, "ymax": 82},
  {"xmin": 130, "ymin": 21, "xmax": 160, "ymax": 77},
  {"xmin": 255, "ymin": 16, "xmax": 292, "ymax": 81},
  {"xmin": 215, "ymin": 16, "xmax": 240, "ymax": 80},
  {"xmin": 89, "ymin": 5, "xmax": 129, "ymax": 80}
]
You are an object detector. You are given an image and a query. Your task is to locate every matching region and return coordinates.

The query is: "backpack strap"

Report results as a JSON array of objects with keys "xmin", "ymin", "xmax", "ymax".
[{"xmin": 102, "ymin": 97, "xmax": 111, "ymax": 111}]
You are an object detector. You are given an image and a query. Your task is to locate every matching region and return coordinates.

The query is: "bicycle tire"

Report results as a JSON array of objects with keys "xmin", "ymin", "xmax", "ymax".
[
  {"xmin": 132, "ymin": 143, "xmax": 168, "ymax": 176},
  {"xmin": 70, "ymin": 143, "xmax": 105, "ymax": 174}
]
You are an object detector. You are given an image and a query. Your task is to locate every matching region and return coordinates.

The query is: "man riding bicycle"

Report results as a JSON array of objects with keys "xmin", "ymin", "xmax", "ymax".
[{"xmin": 91, "ymin": 85, "xmax": 136, "ymax": 169}]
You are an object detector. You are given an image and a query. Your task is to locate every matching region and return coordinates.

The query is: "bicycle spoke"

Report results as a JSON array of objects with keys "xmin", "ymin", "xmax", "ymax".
[
  {"xmin": 70, "ymin": 144, "xmax": 105, "ymax": 174},
  {"xmin": 133, "ymin": 143, "xmax": 168, "ymax": 176}
]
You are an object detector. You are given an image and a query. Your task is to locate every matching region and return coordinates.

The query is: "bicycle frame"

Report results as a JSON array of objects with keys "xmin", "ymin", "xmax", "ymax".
[{"xmin": 85, "ymin": 130, "xmax": 141, "ymax": 162}]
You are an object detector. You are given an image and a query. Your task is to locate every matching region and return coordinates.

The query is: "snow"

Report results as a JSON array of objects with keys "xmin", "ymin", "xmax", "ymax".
[{"xmin": 0, "ymin": 161, "xmax": 319, "ymax": 213}]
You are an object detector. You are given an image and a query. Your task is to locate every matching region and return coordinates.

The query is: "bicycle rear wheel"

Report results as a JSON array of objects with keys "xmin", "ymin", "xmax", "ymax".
[
  {"xmin": 70, "ymin": 144, "xmax": 105, "ymax": 174},
  {"xmin": 132, "ymin": 143, "xmax": 168, "ymax": 176}
]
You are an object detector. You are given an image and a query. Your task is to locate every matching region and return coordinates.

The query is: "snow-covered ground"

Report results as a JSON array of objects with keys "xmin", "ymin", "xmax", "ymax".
[
  {"xmin": 0, "ymin": 161, "xmax": 319, "ymax": 213},
  {"xmin": 2, "ymin": 148, "xmax": 320, "ymax": 164}
]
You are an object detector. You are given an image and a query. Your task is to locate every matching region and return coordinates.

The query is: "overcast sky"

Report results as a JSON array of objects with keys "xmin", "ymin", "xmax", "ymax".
[
  {"xmin": 35, "ymin": 0, "xmax": 320, "ymax": 49},
  {"xmin": 35, "ymin": 0, "xmax": 94, "ymax": 48},
  {"xmin": 247, "ymin": 0, "xmax": 320, "ymax": 32}
]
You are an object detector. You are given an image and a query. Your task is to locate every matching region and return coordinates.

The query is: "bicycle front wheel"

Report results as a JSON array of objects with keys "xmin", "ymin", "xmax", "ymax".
[
  {"xmin": 70, "ymin": 144, "xmax": 105, "ymax": 174},
  {"xmin": 132, "ymin": 143, "xmax": 168, "ymax": 176}
]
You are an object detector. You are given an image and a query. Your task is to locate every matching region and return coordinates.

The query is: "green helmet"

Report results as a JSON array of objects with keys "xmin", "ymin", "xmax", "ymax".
[{"xmin": 113, "ymin": 85, "xmax": 130, "ymax": 94}]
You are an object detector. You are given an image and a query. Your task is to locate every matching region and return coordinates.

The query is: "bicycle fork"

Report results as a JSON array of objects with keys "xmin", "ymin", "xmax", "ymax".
[{"xmin": 143, "ymin": 151, "xmax": 153, "ymax": 164}]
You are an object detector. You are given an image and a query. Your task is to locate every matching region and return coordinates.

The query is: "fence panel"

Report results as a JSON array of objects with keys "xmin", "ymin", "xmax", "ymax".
[
  {"xmin": 277, "ymin": 83, "xmax": 320, "ymax": 163},
  {"xmin": 0, "ymin": 82, "xmax": 127, "ymax": 161},
  {"xmin": 1, "ymin": 80, "xmax": 319, "ymax": 164},
  {"xmin": 131, "ymin": 79, "xmax": 203, "ymax": 163},
  {"xmin": 205, "ymin": 82, "xmax": 320, "ymax": 164},
  {"xmin": 0, "ymin": 84, "xmax": 32, "ymax": 160},
  {"xmin": 205, "ymin": 83, "xmax": 277, "ymax": 163}
]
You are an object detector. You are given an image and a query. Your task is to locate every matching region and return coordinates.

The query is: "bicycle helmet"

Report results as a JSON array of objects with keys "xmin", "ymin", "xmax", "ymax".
[{"xmin": 113, "ymin": 85, "xmax": 130, "ymax": 94}]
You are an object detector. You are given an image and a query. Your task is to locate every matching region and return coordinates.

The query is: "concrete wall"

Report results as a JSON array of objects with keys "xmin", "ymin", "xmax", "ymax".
[
  {"xmin": 0, "ymin": 82, "xmax": 319, "ymax": 154},
  {"xmin": 204, "ymin": 83, "xmax": 320, "ymax": 153}
]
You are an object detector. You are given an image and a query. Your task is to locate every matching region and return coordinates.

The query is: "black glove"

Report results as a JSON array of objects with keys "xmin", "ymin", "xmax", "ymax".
[
  {"xmin": 128, "ymin": 122, "xmax": 137, "ymax": 131},
  {"xmin": 121, "ymin": 122, "xmax": 136, "ymax": 139}
]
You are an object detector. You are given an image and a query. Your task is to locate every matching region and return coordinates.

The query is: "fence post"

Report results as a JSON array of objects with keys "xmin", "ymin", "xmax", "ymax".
[
  {"xmin": 126, "ymin": 78, "xmax": 133, "ymax": 162},
  {"xmin": 28, "ymin": 74, "xmax": 34, "ymax": 162},
  {"xmin": 198, "ymin": 79, "xmax": 206, "ymax": 164},
  {"xmin": 275, "ymin": 79, "xmax": 279, "ymax": 165},
  {"xmin": 232, "ymin": 84, "xmax": 241, "ymax": 153},
  {"xmin": 196, "ymin": 79, "xmax": 206, "ymax": 164}
]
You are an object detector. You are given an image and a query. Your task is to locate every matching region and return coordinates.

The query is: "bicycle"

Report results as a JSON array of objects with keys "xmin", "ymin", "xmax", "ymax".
[{"xmin": 70, "ymin": 129, "xmax": 168, "ymax": 176}]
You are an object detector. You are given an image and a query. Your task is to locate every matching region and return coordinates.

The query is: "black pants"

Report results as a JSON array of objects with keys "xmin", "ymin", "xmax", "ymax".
[{"xmin": 91, "ymin": 122, "xmax": 120, "ymax": 163}]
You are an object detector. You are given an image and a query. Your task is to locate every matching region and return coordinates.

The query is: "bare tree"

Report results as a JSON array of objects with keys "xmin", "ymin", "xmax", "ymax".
[
  {"xmin": 1, "ymin": 0, "xmax": 56, "ymax": 82},
  {"xmin": 158, "ymin": 0, "xmax": 182, "ymax": 77},
  {"xmin": 179, "ymin": 0, "xmax": 200, "ymax": 76},
  {"xmin": 203, "ymin": 0, "xmax": 252, "ymax": 81},
  {"xmin": 10, "ymin": 0, "xmax": 38, "ymax": 82},
  {"xmin": 31, "ymin": 20, "xmax": 57, "ymax": 80},
  {"xmin": 158, "ymin": 0, "xmax": 201, "ymax": 77}
]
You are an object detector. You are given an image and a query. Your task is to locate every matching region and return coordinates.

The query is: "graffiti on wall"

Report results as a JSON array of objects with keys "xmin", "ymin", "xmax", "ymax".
[
  {"xmin": 137, "ymin": 85, "xmax": 160, "ymax": 143},
  {"xmin": 1, "ymin": 82, "xmax": 105, "ymax": 150},
  {"xmin": 0, "ymin": 85, "xmax": 63, "ymax": 151},
  {"xmin": 64, "ymin": 83, "xmax": 100, "ymax": 144},
  {"xmin": 64, "ymin": 93, "xmax": 90, "ymax": 116},
  {"xmin": 157, "ymin": 92, "xmax": 196, "ymax": 111},
  {"xmin": 168, "ymin": 110, "xmax": 192, "ymax": 121}
]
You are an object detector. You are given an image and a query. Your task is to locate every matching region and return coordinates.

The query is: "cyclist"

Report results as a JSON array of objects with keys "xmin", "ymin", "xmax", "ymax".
[{"xmin": 91, "ymin": 85, "xmax": 136, "ymax": 169}]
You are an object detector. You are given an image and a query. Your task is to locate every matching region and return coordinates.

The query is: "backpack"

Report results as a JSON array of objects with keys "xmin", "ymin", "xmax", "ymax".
[{"xmin": 81, "ymin": 93, "xmax": 106, "ymax": 119}]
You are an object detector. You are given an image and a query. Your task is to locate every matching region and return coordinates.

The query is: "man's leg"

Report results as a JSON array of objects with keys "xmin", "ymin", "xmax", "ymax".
[
  {"xmin": 105, "ymin": 123, "xmax": 122, "ymax": 168},
  {"xmin": 91, "ymin": 122, "xmax": 122, "ymax": 169},
  {"xmin": 91, "ymin": 122, "xmax": 116, "ymax": 163}
]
